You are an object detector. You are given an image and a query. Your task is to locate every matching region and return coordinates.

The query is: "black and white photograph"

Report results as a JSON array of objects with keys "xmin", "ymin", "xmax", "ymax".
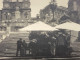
[{"xmin": 0, "ymin": 0, "xmax": 80, "ymax": 60}]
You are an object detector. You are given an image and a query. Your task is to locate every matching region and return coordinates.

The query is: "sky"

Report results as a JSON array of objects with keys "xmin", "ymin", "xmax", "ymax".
[{"xmin": 0, "ymin": 0, "xmax": 69, "ymax": 17}]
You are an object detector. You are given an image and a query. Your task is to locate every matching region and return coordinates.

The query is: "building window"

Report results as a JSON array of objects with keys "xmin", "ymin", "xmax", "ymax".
[
  {"xmin": 12, "ymin": 0, "xmax": 17, "ymax": 2},
  {"xmin": 73, "ymin": 1, "xmax": 78, "ymax": 11},
  {"xmin": 15, "ymin": 11, "xmax": 21, "ymax": 19},
  {"xmin": 25, "ymin": 0, "xmax": 29, "ymax": 1},
  {"xmin": 18, "ymin": 0, "xmax": 23, "ymax": 2},
  {"xmin": 5, "ymin": 0, "xmax": 9, "ymax": 2}
]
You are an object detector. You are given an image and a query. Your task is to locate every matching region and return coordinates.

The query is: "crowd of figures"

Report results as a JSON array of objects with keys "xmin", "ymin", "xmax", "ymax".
[
  {"xmin": 16, "ymin": 30, "xmax": 73, "ymax": 57},
  {"xmin": 16, "ymin": 39, "xmax": 27, "ymax": 57}
]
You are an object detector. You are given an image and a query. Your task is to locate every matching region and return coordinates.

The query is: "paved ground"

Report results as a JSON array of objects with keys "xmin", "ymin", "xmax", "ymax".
[{"xmin": 0, "ymin": 57, "xmax": 80, "ymax": 60}]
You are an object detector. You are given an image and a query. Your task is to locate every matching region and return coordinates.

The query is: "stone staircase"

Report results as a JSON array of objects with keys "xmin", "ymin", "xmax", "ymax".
[
  {"xmin": 71, "ymin": 42, "xmax": 80, "ymax": 56},
  {"xmin": 0, "ymin": 32, "xmax": 30, "ymax": 57},
  {"xmin": 0, "ymin": 31, "xmax": 80, "ymax": 57},
  {"xmin": 71, "ymin": 42, "xmax": 80, "ymax": 51}
]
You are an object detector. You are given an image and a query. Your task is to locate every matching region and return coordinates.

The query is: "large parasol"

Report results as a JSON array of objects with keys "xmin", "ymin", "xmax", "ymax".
[
  {"xmin": 55, "ymin": 21, "xmax": 80, "ymax": 43},
  {"xmin": 19, "ymin": 21, "xmax": 58, "ymax": 31},
  {"xmin": 55, "ymin": 22, "xmax": 80, "ymax": 31}
]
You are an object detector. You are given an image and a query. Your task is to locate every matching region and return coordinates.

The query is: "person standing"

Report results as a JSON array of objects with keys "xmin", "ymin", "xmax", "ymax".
[
  {"xmin": 16, "ymin": 38, "xmax": 22, "ymax": 56},
  {"xmin": 22, "ymin": 40, "xmax": 27, "ymax": 56},
  {"xmin": 56, "ymin": 32, "xmax": 65, "ymax": 56}
]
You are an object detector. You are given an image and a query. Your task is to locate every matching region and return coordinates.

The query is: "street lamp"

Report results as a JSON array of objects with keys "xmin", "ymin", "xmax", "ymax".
[{"xmin": 50, "ymin": 0, "xmax": 57, "ymax": 21}]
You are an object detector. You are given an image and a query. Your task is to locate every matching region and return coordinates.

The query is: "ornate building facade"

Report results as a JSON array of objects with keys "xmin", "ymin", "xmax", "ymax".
[
  {"xmin": 68, "ymin": 0, "xmax": 80, "ymax": 23},
  {"xmin": 0, "ymin": 0, "xmax": 31, "ymax": 31},
  {"xmin": 40, "ymin": 0, "xmax": 68, "ymax": 26}
]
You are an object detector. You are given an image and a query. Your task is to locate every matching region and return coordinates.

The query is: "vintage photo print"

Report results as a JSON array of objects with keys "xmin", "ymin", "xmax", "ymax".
[{"xmin": 0, "ymin": 0, "xmax": 80, "ymax": 60}]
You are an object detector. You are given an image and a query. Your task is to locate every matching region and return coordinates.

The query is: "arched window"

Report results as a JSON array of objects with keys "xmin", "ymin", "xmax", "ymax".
[
  {"xmin": 12, "ymin": 0, "xmax": 17, "ymax": 2},
  {"xmin": 73, "ymin": 1, "xmax": 78, "ymax": 11},
  {"xmin": 18, "ymin": 0, "xmax": 23, "ymax": 2},
  {"xmin": 24, "ymin": 12, "xmax": 28, "ymax": 18},
  {"xmin": 2, "ymin": 12, "xmax": 7, "ymax": 20},
  {"xmin": 4, "ymin": 0, "xmax": 9, "ymax": 2}
]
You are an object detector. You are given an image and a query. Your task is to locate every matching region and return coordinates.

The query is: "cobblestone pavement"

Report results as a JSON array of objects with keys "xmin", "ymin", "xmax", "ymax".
[{"xmin": 0, "ymin": 57, "xmax": 80, "ymax": 60}]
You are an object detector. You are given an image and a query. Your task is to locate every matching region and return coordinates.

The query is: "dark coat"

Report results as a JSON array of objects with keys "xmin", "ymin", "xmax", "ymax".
[{"xmin": 17, "ymin": 40, "xmax": 22, "ymax": 49}]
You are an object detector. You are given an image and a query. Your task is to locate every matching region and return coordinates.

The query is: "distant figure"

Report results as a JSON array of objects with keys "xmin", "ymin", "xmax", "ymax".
[
  {"xmin": 56, "ymin": 32, "xmax": 66, "ymax": 56},
  {"xmin": 29, "ymin": 40, "xmax": 37, "ymax": 56},
  {"xmin": 66, "ymin": 34, "xmax": 70, "ymax": 47},
  {"xmin": 22, "ymin": 40, "xmax": 27, "ymax": 56},
  {"xmin": 16, "ymin": 38, "xmax": 22, "ymax": 56}
]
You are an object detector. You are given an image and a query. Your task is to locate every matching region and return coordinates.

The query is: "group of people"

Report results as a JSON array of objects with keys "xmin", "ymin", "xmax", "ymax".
[
  {"xmin": 16, "ymin": 38, "xmax": 27, "ymax": 57},
  {"xmin": 16, "ymin": 30, "xmax": 72, "ymax": 57},
  {"xmin": 52, "ymin": 31, "xmax": 71, "ymax": 56}
]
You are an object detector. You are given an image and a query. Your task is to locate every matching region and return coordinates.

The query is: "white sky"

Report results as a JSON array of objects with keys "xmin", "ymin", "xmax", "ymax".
[{"xmin": 0, "ymin": 0, "xmax": 69, "ymax": 17}]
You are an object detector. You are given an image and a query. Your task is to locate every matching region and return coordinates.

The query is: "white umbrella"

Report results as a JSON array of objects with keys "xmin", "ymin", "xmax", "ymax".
[
  {"xmin": 19, "ymin": 21, "xmax": 58, "ymax": 31},
  {"xmin": 55, "ymin": 22, "xmax": 80, "ymax": 31}
]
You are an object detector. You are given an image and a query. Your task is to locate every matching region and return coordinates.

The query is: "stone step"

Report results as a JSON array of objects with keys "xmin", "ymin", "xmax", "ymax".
[
  {"xmin": 10, "ymin": 33, "xmax": 30, "ymax": 37},
  {"xmin": 3, "ymin": 38, "xmax": 29, "ymax": 42},
  {"xmin": 2, "ymin": 39, "xmax": 30, "ymax": 43},
  {"xmin": 0, "ymin": 53, "xmax": 5, "ymax": 57},
  {"xmin": 0, "ymin": 43, "xmax": 16, "ymax": 48},
  {"xmin": 4, "ymin": 49, "xmax": 16, "ymax": 54},
  {"xmin": 71, "ymin": 42, "xmax": 80, "ymax": 51},
  {"xmin": 2, "ymin": 36, "xmax": 30, "ymax": 43},
  {"xmin": 3, "ymin": 53, "xmax": 16, "ymax": 57},
  {"xmin": 10, "ymin": 35, "xmax": 29, "ymax": 37},
  {"xmin": 6, "ymin": 37, "xmax": 29, "ymax": 41}
]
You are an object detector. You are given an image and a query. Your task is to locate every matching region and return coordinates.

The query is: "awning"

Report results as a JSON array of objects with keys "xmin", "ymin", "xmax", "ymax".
[
  {"xmin": 19, "ymin": 21, "xmax": 58, "ymax": 31},
  {"xmin": 55, "ymin": 22, "xmax": 80, "ymax": 31}
]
